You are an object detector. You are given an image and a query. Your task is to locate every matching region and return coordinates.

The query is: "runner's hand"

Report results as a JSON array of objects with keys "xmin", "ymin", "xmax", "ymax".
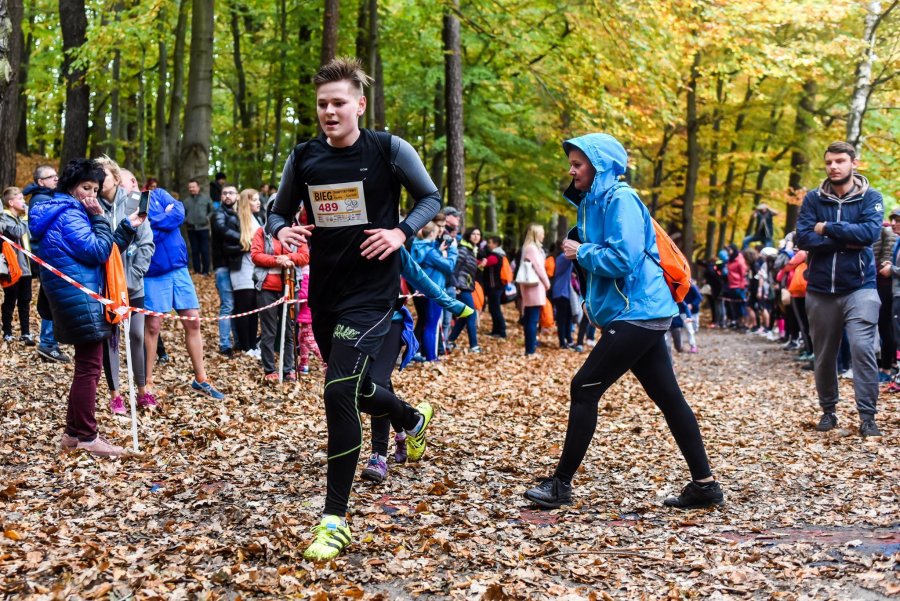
[
  {"xmin": 278, "ymin": 224, "xmax": 314, "ymax": 248},
  {"xmin": 361, "ymin": 227, "xmax": 405, "ymax": 260}
]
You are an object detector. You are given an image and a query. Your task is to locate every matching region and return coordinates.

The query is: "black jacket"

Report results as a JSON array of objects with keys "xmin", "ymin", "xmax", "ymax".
[{"xmin": 210, "ymin": 204, "xmax": 242, "ymax": 270}]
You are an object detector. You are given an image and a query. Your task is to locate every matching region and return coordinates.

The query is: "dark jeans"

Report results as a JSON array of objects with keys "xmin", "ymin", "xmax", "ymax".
[
  {"xmin": 187, "ymin": 228, "xmax": 211, "ymax": 275},
  {"xmin": 553, "ymin": 296, "xmax": 573, "ymax": 347},
  {"xmin": 554, "ymin": 321, "xmax": 713, "ymax": 484},
  {"xmin": 486, "ymin": 286, "xmax": 506, "ymax": 337},
  {"xmin": 67, "ymin": 341, "xmax": 104, "ymax": 441},
  {"xmin": 2, "ymin": 275, "xmax": 32, "ymax": 336},
  {"xmin": 523, "ymin": 305, "xmax": 541, "ymax": 355},
  {"xmin": 232, "ymin": 288, "xmax": 258, "ymax": 351},
  {"xmin": 577, "ymin": 314, "xmax": 595, "ymax": 346},
  {"xmin": 258, "ymin": 289, "xmax": 295, "ymax": 375},
  {"xmin": 448, "ymin": 289, "xmax": 478, "ymax": 348}
]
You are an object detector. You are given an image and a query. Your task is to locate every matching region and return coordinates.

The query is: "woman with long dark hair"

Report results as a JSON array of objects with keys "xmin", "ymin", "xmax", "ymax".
[{"xmin": 524, "ymin": 134, "xmax": 724, "ymax": 510}]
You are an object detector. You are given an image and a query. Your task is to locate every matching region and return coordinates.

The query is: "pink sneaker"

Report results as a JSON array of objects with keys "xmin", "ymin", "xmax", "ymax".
[
  {"xmin": 60, "ymin": 433, "xmax": 124, "ymax": 457},
  {"xmin": 690, "ymin": 346, "xmax": 698, "ymax": 353},
  {"xmin": 137, "ymin": 392, "xmax": 158, "ymax": 408},
  {"xmin": 109, "ymin": 395, "xmax": 127, "ymax": 415}
]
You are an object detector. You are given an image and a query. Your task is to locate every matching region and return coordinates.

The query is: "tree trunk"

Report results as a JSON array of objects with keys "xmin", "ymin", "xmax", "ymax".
[
  {"xmin": 846, "ymin": 1, "xmax": 882, "ymax": 149},
  {"xmin": 429, "ymin": 81, "xmax": 445, "ymax": 193},
  {"xmin": 88, "ymin": 94, "xmax": 108, "ymax": 159},
  {"xmin": 230, "ymin": 2, "xmax": 250, "ymax": 130},
  {"xmin": 110, "ymin": 49, "xmax": 121, "ymax": 157},
  {"xmin": 166, "ymin": 0, "xmax": 188, "ymax": 188},
  {"xmin": 704, "ymin": 76, "xmax": 724, "ymax": 260},
  {"xmin": 59, "ymin": 0, "xmax": 90, "ymax": 167},
  {"xmin": 717, "ymin": 83, "xmax": 754, "ymax": 252},
  {"xmin": 155, "ymin": 6, "xmax": 170, "ymax": 187},
  {"xmin": 443, "ymin": 1, "xmax": 465, "ymax": 222},
  {"xmin": 320, "ymin": 0, "xmax": 339, "ymax": 66},
  {"xmin": 557, "ymin": 214, "xmax": 569, "ymax": 243},
  {"xmin": 0, "ymin": 0, "xmax": 23, "ymax": 187},
  {"xmin": 15, "ymin": 0, "xmax": 32, "ymax": 154},
  {"xmin": 681, "ymin": 51, "xmax": 701, "ymax": 260},
  {"xmin": 787, "ymin": 80, "xmax": 817, "ymax": 234},
  {"xmin": 649, "ymin": 127, "xmax": 673, "ymax": 216},
  {"xmin": 270, "ymin": 0, "xmax": 287, "ymax": 183},
  {"xmin": 368, "ymin": 0, "xmax": 384, "ymax": 130},
  {"xmin": 486, "ymin": 191, "xmax": 497, "ymax": 234},
  {"xmin": 179, "ymin": 0, "xmax": 214, "ymax": 197}
]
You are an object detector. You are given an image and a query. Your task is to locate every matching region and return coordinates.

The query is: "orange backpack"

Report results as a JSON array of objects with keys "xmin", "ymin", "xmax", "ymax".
[
  {"xmin": 472, "ymin": 281, "xmax": 485, "ymax": 311},
  {"xmin": 645, "ymin": 218, "xmax": 691, "ymax": 303},
  {"xmin": 787, "ymin": 262, "xmax": 808, "ymax": 297},
  {"xmin": 499, "ymin": 255, "xmax": 513, "ymax": 285},
  {"xmin": 0, "ymin": 242, "xmax": 22, "ymax": 288},
  {"xmin": 104, "ymin": 246, "xmax": 130, "ymax": 324}
]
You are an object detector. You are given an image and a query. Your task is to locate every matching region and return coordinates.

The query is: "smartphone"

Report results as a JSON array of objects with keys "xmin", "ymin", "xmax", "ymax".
[{"xmin": 138, "ymin": 190, "xmax": 150, "ymax": 216}]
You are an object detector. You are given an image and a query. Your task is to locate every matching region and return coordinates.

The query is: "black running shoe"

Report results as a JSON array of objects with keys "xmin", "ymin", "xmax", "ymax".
[
  {"xmin": 859, "ymin": 419, "xmax": 882, "ymax": 437},
  {"xmin": 524, "ymin": 476, "xmax": 572, "ymax": 509},
  {"xmin": 816, "ymin": 412, "xmax": 838, "ymax": 432},
  {"xmin": 663, "ymin": 481, "xmax": 724, "ymax": 509}
]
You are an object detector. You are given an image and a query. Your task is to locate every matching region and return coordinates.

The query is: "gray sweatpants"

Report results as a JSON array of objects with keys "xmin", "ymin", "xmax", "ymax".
[{"xmin": 806, "ymin": 289, "xmax": 880, "ymax": 420}]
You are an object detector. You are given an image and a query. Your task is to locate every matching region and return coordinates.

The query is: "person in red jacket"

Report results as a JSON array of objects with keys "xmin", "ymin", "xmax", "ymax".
[
  {"xmin": 724, "ymin": 243, "xmax": 748, "ymax": 329},
  {"xmin": 250, "ymin": 225, "xmax": 309, "ymax": 382}
]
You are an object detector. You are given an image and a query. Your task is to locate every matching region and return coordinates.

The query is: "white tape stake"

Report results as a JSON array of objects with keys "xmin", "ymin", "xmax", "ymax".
[
  {"xmin": 278, "ymin": 280, "xmax": 288, "ymax": 384},
  {"xmin": 123, "ymin": 315, "xmax": 139, "ymax": 452}
]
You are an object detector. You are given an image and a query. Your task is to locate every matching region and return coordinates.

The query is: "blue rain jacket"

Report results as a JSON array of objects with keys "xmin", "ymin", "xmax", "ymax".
[{"xmin": 562, "ymin": 133, "xmax": 677, "ymax": 328}]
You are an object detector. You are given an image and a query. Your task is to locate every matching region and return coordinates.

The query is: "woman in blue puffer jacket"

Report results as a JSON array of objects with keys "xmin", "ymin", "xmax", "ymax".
[
  {"xmin": 523, "ymin": 133, "xmax": 724, "ymax": 511},
  {"xmin": 28, "ymin": 159, "xmax": 143, "ymax": 458}
]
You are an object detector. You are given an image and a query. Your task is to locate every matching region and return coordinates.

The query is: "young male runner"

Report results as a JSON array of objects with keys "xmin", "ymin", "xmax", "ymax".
[{"xmin": 267, "ymin": 58, "xmax": 441, "ymax": 560}]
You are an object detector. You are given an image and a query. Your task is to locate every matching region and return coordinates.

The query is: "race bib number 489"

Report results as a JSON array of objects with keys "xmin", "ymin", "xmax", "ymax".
[{"xmin": 307, "ymin": 181, "xmax": 368, "ymax": 227}]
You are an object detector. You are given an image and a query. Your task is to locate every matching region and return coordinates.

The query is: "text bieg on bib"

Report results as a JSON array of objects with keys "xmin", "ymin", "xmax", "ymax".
[{"xmin": 307, "ymin": 181, "xmax": 368, "ymax": 227}]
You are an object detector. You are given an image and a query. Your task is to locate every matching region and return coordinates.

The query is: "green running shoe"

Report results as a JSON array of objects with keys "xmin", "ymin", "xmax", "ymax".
[
  {"xmin": 406, "ymin": 402, "xmax": 434, "ymax": 462},
  {"xmin": 303, "ymin": 515, "xmax": 351, "ymax": 561}
]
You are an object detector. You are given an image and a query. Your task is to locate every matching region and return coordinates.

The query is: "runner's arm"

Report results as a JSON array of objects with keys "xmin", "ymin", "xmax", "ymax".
[
  {"xmin": 267, "ymin": 150, "xmax": 304, "ymax": 239},
  {"xmin": 393, "ymin": 138, "xmax": 441, "ymax": 240},
  {"xmin": 400, "ymin": 247, "xmax": 467, "ymax": 316}
]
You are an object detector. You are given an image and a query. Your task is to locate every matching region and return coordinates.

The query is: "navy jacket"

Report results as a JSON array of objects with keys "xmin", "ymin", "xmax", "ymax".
[
  {"xmin": 796, "ymin": 174, "xmax": 883, "ymax": 295},
  {"xmin": 28, "ymin": 193, "xmax": 135, "ymax": 344}
]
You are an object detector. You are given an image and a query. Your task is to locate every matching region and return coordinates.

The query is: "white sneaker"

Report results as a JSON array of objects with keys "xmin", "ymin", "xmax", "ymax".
[{"xmin": 840, "ymin": 368, "xmax": 854, "ymax": 380}]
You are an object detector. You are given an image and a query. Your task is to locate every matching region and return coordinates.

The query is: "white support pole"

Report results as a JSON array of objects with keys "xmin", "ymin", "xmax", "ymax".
[
  {"xmin": 123, "ymin": 316, "xmax": 139, "ymax": 452},
  {"xmin": 278, "ymin": 278, "xmax": 288, "ymax": 384}
]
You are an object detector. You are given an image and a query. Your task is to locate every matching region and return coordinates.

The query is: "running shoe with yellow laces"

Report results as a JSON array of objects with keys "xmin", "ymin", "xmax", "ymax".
[
  {"xmin": 303, "ymin": 515, "xmax": 352, "ymax": 561},
  {"xmin": 405, "ymin": 402, "xmax": 434, "ymax": 462}
]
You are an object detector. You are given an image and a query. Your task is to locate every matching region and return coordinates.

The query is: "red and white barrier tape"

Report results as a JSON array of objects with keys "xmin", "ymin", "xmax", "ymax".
[{"xmin": 1, "ymin": 233, "xmax": 421, "ymax": 322}]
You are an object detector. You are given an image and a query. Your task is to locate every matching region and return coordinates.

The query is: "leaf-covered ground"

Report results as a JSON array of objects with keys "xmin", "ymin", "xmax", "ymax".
[{"xmin": 1, "ymin": 275, "xmax": 898, "ymax": 600}]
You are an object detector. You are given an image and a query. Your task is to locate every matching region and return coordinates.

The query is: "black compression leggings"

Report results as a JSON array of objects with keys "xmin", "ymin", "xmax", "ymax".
[
  {"xmin": 322, "ymin": 342, "xmax": 420, "ymax": 516},
  {"xmin": 369, "ymin": 321, "xmax": 404, "ymax": 457},
  {"xmin": 554, "ymin": 320, "xmax": 713, "ymax": 484}
]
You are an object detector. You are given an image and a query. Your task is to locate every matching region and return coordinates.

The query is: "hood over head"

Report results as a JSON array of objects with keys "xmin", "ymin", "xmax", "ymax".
[{"xmin": 562, "ymin": 133, "xmax": 628, "ymax": 201}]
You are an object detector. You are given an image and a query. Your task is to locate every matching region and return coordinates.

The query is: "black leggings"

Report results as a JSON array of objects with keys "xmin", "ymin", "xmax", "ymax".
[
  {"xmin": 369, "ymin": 320, "xmax": 405, "ymax": 457},
  {"xmin": 313, "ymin": 313, "xmax": 420, "ymax": 517},
  {"xmin": 553, "ymin": 297, "xmax": 573, "ymax": 347},
  {"xmin": 232, "ymin": 288, "xmax": 258, "ymax": 351},
  {"xmin": 554, "ymin": 320, "xmax": 712, "ymax": 484},
  {"xmin": 1, "ymin": 275, "xmax": 32, "ymax": 336}
]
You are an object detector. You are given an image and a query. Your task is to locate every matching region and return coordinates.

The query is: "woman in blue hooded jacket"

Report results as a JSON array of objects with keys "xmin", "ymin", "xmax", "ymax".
[
  {"xmin": 410, "ymin": 221, "xmax": 458, "ymax": 360},
  {"xmin": 28, "ymin": 159, "xmax": 144, "ymax": 458},
  {"xmin": 524, "ymin": 133, "xmax": 723, "ymax": 510}
]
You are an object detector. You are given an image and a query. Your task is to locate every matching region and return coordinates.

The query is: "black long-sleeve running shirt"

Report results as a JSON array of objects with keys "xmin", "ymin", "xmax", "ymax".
[{"xmin": 267, "ymin": 129, "xmax": 441, "ymax": 312}]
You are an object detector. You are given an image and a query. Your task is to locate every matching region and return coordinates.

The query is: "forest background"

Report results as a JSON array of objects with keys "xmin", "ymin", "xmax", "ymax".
[{"xmin": 0, "ymin": 0, "xmax": 898, "ymax": 261}]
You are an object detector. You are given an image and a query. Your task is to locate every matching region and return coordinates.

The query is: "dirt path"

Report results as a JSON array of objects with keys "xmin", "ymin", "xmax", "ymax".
[{"xmin": 1, "ymin": 277, "xmax": 897, "ymax": 599}]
